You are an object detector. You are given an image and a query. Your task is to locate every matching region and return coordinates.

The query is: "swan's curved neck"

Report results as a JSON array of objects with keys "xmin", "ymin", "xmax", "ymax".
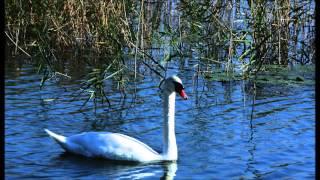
[{"xmin": 162, "ymin": 91, "xmax": 177, "ymax": 160}]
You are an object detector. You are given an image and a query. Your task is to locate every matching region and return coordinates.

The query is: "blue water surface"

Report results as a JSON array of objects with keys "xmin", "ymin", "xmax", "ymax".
[{"xmin": 5, "ymin": 63, "xmax": 315, "ymax": 179}]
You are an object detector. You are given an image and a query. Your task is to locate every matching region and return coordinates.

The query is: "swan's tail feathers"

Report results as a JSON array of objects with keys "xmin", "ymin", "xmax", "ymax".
[{"xmin": 44, "ymin": 129, "xmax": 67, "ymax": 148}]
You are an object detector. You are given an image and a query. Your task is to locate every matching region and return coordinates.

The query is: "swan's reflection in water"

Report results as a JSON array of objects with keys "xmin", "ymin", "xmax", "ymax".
[
  {"xmin": 161, "ymin": 161, "xmax": 177, "ymax": 180},
  {"xmin": 54, "ymin": 153, "xmax": 178, "ymax": 179}
]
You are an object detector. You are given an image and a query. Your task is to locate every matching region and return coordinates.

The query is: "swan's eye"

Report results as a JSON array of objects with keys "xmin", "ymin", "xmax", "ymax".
[{"xmin": 173, "ymin": 82, "xmax": 184, "ymax": 92}]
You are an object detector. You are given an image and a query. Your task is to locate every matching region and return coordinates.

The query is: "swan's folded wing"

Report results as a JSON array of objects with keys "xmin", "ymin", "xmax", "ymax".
[{"xmin": 66, "ymin": 132, "xmax": 161, "ymax": 162}]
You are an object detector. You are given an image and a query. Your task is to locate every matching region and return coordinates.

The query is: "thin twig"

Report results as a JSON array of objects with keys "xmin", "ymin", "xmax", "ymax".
[{"xmin": 5, "ymin": 31, "xmax": 31, "ymax": 57}]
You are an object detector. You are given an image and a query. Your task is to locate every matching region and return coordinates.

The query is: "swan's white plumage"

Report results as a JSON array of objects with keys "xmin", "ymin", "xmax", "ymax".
[
  {"xmin": 45, "ymin": 129, "xmax": 161, "ymax": 162},
  {"xmin": 45, "ymin": 75, "xmax": 186, "ymax": 162}
]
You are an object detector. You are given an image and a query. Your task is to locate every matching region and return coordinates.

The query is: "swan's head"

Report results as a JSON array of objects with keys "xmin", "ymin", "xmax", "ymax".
[{"xmin": 160, "ymin": 75, "xmax": 188, "ymax": 100}]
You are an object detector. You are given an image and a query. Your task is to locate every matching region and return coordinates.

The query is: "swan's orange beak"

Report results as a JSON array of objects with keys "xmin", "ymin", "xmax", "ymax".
[{"xmin": 179, "ymin": 89, "xmax": 188, "ymax": 100}]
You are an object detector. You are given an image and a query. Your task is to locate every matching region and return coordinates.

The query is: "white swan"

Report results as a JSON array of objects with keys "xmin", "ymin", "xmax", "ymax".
[{"xmin": 44, "ymin": 75, "xmax": 188, "ymax": 162}]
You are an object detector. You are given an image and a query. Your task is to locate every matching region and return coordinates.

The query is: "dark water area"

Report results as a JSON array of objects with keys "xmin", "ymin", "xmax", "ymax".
[{"xmin": 5, "ymin": 61, "xmax": 315, "ymax": 179}]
